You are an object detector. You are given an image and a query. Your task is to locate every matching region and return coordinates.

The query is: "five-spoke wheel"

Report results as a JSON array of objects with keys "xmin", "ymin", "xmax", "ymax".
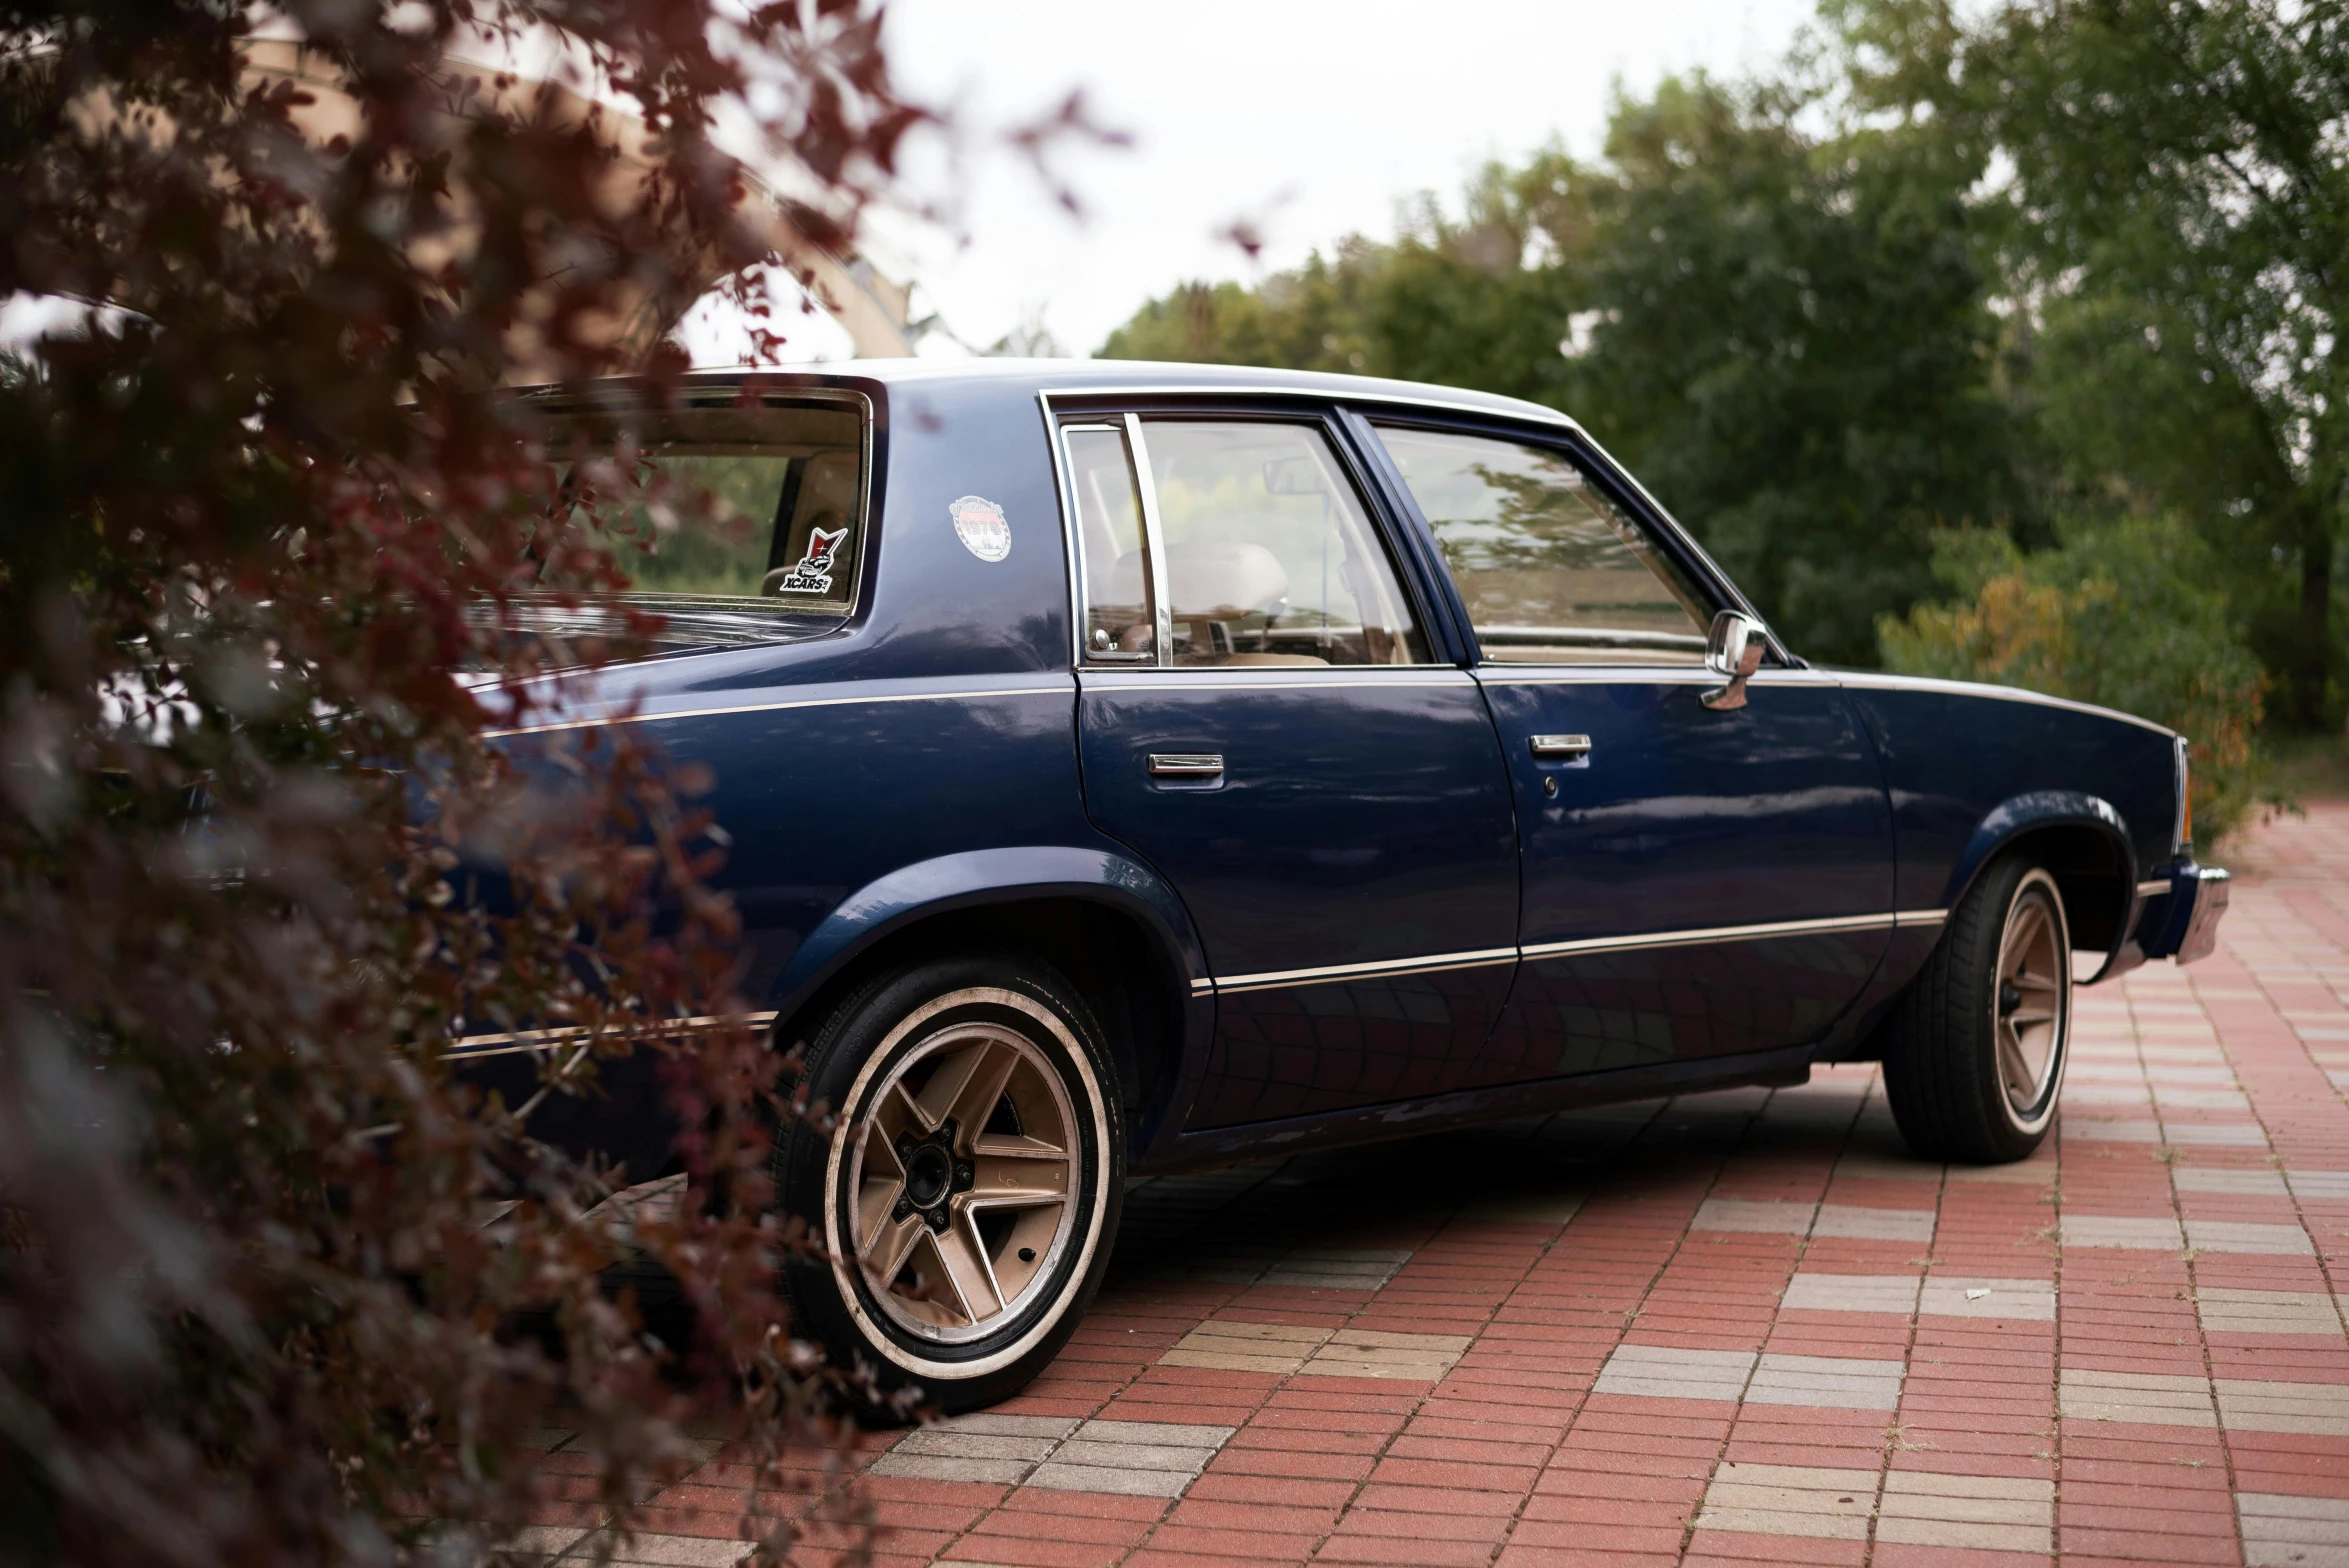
[
  {"xmin": 848, "ymin": 1024, "xmax": 1080, "ymax": 1341},
  {"xmin": 773, "ymin": 956, "xmax": 1122, "ymax": 1415}
]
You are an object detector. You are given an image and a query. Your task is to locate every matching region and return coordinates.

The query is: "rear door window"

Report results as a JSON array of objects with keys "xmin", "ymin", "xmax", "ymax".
[
  {"xmin": 1373, "ymin": 424, "xmax": 1712, "ymax": 664},
  {"xmin": 1064, "ymin": 415, "xmax": 1427, "ymax": 669}
]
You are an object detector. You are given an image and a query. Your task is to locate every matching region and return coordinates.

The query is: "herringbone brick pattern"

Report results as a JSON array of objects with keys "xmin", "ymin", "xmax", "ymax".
[{"xmin": 521, "ymin": 803, "xmax": 2349, "ymax": 1565}]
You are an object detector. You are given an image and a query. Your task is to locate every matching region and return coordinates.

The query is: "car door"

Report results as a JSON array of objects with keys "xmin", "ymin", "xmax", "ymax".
[
  {"xmin": 1366, "ymin": 419, "xmax": 1897, "ymax": 1085},
  {"xmin": 1055, "ymin": 410, "xmax": 1520, "ymax": 1129}
]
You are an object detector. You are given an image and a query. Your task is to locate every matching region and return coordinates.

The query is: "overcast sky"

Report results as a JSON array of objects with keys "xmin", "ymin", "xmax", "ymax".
[{"xmin": 684, "ymin": 0, "xmax": 1821, "ymax": 364}]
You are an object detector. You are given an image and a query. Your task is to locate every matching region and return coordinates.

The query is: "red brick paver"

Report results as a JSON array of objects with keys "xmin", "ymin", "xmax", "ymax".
[{"xmin": 543, "ymin": 804, "xmax": 2349, "ymax": 1565}]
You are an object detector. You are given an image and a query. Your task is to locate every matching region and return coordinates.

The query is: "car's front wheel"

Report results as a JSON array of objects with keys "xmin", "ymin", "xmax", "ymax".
[
  {"xmin": 773, "ymin": 955, "xmax": 1123, "ymax": 1416},
  {"xmin": 1881, "ymin": 855, "xmax": 2072, "ymax": 1163}
]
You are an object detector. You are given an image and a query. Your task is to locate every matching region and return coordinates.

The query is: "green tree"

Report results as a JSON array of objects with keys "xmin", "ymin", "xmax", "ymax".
[
  {"xmin": 1101, "ymin": 67, "xmax": 2030, "ymax": 668},
  {"xmin": 1952, "ymin": 0, "xmax": 2349, "ymax": 727}
]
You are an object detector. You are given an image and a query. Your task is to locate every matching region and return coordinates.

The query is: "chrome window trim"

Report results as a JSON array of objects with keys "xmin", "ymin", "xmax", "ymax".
[
  {"xmin": 1040, "ymin": 386, "xmax": 1569, "ymax": 670},
  {"xmin": 1041, "ymin": 400, "xmax": 1094, "ymax": 669},
  {"xmin": 1472, "ymin": 669, "xmax": 1714, "ymax": 687},
  {"xmin": 1469, "ymin": 669, "xmax": 1846, "ymax": 687},
  {"xmin": 1830, "ymin": 671, "xmax": 2177, "ymax": 738},
  {"xmin": 1122, "ymin": 412, "xmax": 1176, "ymax": 668},
  {"xmin": 1053, "ymin": 419, "xmax": 1135, "ymax": 670},
  {"xmin": 1042, "ymin": 383, "xmax": 1575, "ymax": 429},
  {"xmin": 1077, "ymin": 668, "xmax": 1476, "ymax": 695}
]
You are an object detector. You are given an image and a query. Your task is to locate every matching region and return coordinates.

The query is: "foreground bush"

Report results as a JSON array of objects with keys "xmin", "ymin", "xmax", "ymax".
[
  {"xmin": 0, "ymin": 4, "xmax": 927, "ymax": 1564},
  {"xmin": 1879, "ymin": 513, "xmax": 2269, "ymax": 846}
]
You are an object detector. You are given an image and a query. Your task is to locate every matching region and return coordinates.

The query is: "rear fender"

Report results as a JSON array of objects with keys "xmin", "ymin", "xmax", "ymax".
[{"xmin": 767, "ymin": 847, "xmax": 1216, "ymax": 1136}]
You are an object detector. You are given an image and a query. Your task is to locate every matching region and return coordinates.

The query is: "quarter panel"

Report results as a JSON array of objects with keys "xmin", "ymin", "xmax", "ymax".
[{"xmin": 665, "ymin": 679, "xmax": 1096, "ymax": 1006}]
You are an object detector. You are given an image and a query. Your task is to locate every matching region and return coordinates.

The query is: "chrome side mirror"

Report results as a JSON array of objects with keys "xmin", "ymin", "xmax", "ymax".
[{"xmin": 1701, "ymin": 609, "xmax": 1765, "ymax": 711}]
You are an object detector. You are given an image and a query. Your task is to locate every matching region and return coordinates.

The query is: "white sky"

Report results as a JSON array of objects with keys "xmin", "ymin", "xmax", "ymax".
[{"xmin": 681, "ymin": 0, "xmax": 1821, "ymax": 365}]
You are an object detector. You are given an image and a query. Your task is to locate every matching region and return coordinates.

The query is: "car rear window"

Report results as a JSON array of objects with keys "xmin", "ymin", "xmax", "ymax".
[{"xmin": 525, "ymin": 396, "xmax": 869, "ymax": 645}]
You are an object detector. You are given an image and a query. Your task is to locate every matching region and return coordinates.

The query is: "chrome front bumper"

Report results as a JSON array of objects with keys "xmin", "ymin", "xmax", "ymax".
[{"xmin": 2140, "ymin": 862, "xmax": 2232, "ymax": 966}]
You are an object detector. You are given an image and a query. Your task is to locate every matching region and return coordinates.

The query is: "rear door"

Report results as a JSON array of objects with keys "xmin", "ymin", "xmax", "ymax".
[
  {"xmin": 1056, "ymin": 409, "xmax": 1520, "ymax": 1128},
  {"xmin": 1366, "ymin": 420, "xmax": 1897, "ymax": 1083}
]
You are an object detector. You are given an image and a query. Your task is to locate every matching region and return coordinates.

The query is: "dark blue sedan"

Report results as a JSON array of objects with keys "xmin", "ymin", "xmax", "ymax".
[{"xmin": 464, "ymin": 359, "xmax": 2229, "ymax": 1410}]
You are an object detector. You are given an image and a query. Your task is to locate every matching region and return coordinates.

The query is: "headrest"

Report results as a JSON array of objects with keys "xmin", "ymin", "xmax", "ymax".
[{"xmin": 1105, "ymin": 540, "xmax": 1290, "ymax": 617}]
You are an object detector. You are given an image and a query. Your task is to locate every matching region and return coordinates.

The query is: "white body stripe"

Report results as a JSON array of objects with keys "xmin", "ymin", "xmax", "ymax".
[
  {"xmin": 484, "ymin": 682, "xmax": 1070, "ymax": 739},
  {"xmin": 446, "ymin": 1009, "xmax": 781, "ymax": 1059},
  {"xmin": 1195, "ymin": 910, "xmax": 1950, "ymax": 994}
]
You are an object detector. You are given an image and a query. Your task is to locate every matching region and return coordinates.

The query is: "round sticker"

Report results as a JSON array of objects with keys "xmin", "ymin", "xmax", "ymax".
[{"xmin": 949, "ymin": 495, "xmax": 1011, "ymax": 563}]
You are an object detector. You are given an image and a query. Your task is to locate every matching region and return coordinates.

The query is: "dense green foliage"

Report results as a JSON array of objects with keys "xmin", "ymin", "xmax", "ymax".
[
  {"xmin": 1882, "ymin": 517, "xmax": 2267, "ymax": 838},
  {"xmin": 1102, "ymin": 0, "xmax": 2344, "ymax": 790},
  {"xmin": 1104, "ymin": 64, "xmax": 2032, "ymax": 669}
]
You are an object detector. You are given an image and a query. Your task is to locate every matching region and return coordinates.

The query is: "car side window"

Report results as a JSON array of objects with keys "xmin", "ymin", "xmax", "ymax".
[
  {"xmin": 1064, "ymin": 424, "xmax": 1157, "ymax": 663},
  {"xmin": 1137, "ymin": 420, "xmax": 1425, "ymax": 668},
  {"xmin": 1373, "ymin": 424, "xmax": 1713, "ymax": 664},
  {"xmin": 546, "ymin": 402, "xmax": 867, "ymax": 613}
]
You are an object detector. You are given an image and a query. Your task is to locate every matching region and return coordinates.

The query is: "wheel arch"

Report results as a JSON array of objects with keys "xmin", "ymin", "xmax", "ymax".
[
  {"xmin": 763, "ymin": 847, "xmax": 1210, "ymax": 1148},
  {"xmin": 1943, "ymin": 791, "xmax": 2136, "ymax": 963}
]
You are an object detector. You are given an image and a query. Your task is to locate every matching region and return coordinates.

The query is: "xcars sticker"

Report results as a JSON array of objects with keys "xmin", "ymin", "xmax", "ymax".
[
  {"xmin": 950, "ymin": 495, "xmax": 1011, "ymax": 562},
  {"xmin": 768, "ymin": 524, "xmax": 849, "ymax": 594}
]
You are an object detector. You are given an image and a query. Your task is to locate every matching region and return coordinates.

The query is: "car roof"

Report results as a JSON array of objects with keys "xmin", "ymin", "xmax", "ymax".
[{"xmin": 672, "ymin": 357, "xmax": 1580, "ymax": 433}]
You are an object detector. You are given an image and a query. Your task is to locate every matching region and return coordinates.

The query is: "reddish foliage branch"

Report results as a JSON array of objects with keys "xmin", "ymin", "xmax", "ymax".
[{"xmin": 0, "ymin": 3, "xmax": 931, "ymax": 1564}]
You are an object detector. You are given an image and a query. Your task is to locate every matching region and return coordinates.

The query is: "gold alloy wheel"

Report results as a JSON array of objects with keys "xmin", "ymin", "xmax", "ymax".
[
  {"xmin": 1994, "ymin": 877, "xmax": 2068, "ymax": 1118},
  {"xmin": 847, "ymin": 1022, "xmax": 1079, "ymax": 1342}
]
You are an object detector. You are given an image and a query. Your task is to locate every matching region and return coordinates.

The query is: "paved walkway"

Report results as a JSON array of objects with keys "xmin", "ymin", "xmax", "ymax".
[{"xmin": 545, "ymin": 803, "xmax": 2349, "ymax": 1567}]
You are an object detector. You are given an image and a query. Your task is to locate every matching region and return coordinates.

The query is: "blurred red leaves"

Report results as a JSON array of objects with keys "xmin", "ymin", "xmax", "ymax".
[{"xmin": 0, "ymin": 3, "xmax": 927, "ymax": 1564}]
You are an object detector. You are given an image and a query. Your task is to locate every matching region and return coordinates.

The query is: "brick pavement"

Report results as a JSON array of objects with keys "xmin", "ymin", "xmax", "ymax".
[{"xmin": 528, "ymin": 803, "xmax": 2349, "ymax": 1566}]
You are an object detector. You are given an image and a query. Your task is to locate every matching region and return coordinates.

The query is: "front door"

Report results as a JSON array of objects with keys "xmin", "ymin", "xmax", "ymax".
[
  {"xmin": 1058, "ymin": 412, "xmax": 1520, "ymax": 1128},
  {"xmin": 1367, "ymin": 421, "xmax": 1896, "ymax": 1084}
]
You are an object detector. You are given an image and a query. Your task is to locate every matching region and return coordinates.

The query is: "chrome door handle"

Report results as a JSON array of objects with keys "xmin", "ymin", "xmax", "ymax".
[
  {"xmin": 1148, "ymin": 752, "xmax": 1224, "ymax": 778},
  {"xmin": 1529, "ymin": 734, "xmax": 1593, "ymax": 760}
]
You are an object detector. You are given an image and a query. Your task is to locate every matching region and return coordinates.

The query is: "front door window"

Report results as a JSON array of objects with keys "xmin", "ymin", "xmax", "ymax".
[{"xmin": 1374, "ymin": 425, "xmax": 1712, "ymax": 664}]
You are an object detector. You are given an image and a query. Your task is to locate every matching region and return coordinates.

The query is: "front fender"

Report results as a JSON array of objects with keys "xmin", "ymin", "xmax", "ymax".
[
  {"xmin": 1945, "ymin": 791, "xmax": 2133, "ymax": 903},
  {"xmin": 1944, "ymin": 790, "xmax": 2139, "ymax": 977},
  {"xmin": 768, "ymin": 845, "xmax": 1211, "ymax": 1019}
]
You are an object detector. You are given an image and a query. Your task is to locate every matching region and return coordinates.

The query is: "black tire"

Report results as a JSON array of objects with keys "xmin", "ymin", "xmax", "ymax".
[
  {"xmin": 773, "ymin": 954, "xmax": 1124, "ymax": 1418},
  {"xmin": 1881, "ymin": 855, "xmax": 2072, "ymax": 1163}
]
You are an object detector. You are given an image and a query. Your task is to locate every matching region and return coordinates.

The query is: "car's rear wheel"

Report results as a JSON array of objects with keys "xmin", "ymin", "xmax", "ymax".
[
  {"xmin": 773, "ymin": 955, "xmax": 1123, "ymax": 1416},
  {"xmin": 1881, "ymin": 855, "xmax": 2072, "ymax": 1163}
]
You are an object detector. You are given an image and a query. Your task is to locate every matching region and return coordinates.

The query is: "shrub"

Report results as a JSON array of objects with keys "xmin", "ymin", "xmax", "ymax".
[
  {"xmin": 1879, "ymin": 513, "xmax": 2268, "ymax": 845},
  {"xmin": 0, "ymin": 6, "xmax": 927, "ymax": 1565}
]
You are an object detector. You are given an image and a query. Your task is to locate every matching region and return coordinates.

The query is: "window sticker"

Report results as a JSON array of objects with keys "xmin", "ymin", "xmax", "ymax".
[
  {"xmin": 766, "ymin": 523, "xmax": 850, "ymax": 595},
  {"xmin": 950, "ymin": 494, "xmax": 1012, "ymax": 562}
]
